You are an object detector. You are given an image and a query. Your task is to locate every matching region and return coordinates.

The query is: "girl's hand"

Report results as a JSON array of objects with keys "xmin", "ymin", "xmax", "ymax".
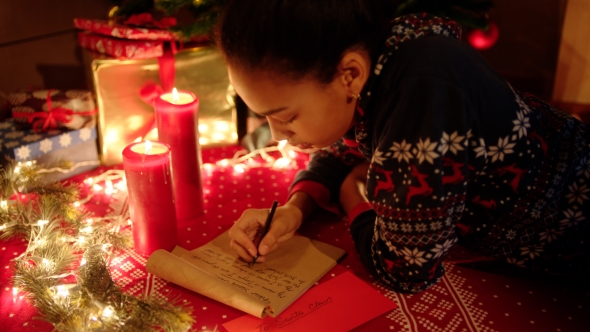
[
  {"xmin": 228, "ymin": 204, "xmax": 303, "ymax": 263},
  {"xmin": 339, "ymin": 162, "xmax": 370, "ymax": 215}
]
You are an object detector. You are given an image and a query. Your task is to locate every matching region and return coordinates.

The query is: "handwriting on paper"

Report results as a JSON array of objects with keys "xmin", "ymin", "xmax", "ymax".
[
  {"xmin": 188, "ymin": 248, "xmax": 307, "ymax": 303},
  {"xmin": 257, "ymin": 296, "xmax": 334, "ymax": 331}
]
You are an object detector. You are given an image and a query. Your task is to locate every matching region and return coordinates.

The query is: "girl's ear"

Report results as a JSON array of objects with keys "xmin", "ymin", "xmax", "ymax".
[{"xmin": 337, "ymin": 50, "xmax": 371, "ymax": 99}]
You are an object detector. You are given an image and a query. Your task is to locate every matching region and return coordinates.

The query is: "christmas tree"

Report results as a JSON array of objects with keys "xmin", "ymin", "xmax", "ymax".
[
  {"xmin": 392, "ymin": 0, "xmax": 494, "ymax": 30},
  {"xmin": 110, "ymin": 0, "xmax": 224, "ymax": 41},
  {"xmin": 110, "ymin": 0, "xmax": 494, "ymax": 41}
]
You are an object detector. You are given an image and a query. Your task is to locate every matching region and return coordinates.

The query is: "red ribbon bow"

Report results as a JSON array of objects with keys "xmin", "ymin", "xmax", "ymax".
[
  {"xmin": 124, "ymin": 13, "xmax": 177, "ymax": 29},
  {"xmin": 27, "ymin": 90, "xmax": 74, "ymax": 132},
  {"xmin": 11, "ymin": 90, "xmax": 97, "ymax": 133}
]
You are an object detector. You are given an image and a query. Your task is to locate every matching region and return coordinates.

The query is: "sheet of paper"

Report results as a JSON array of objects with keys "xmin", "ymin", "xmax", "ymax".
[
  {"xmin": 146, "ymin": 249, "xmax": 270, "ymax": 318},
  {"xmin": 223, "ymin": 271, "xmax": 397, "ymax": 332},
  {"xmin": 147, "ymin": 230, "xmax": 346, "ymax": 318},
  {"xmin": 177, "ymin": 231, "xmax": 346, "ymax": 317}
]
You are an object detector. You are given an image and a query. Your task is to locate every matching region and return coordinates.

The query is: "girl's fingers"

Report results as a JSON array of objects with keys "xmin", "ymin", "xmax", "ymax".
[
  {"xmin": 228, "ymin": 226, "xmax": 258, "ymax": 257},
  {"xmin": 229, "ymin": 239, "xmax": 255, "ymax": 262}
]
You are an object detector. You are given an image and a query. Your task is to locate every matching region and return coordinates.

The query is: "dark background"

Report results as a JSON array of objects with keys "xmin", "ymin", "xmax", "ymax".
[{"xmin": 0, "ymin": 0, "xmax": 572, "ymax": 103}]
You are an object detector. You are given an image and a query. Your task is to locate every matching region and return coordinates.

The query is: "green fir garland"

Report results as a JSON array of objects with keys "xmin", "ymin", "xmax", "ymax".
[{"xmin": 0, "ymin": 161, "xmax": 195, "ymax": 331}]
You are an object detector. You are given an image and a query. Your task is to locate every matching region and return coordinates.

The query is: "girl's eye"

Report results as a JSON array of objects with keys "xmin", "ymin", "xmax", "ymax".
[{"xmin": 279, "ymin": 116, "xmax": 296, "ymax": 125}]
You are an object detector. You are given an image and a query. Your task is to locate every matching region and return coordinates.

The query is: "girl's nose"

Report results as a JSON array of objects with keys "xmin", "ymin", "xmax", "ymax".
[{"xmin": 267, "ymin": 119, "xmax": 292, "ymax": 142}]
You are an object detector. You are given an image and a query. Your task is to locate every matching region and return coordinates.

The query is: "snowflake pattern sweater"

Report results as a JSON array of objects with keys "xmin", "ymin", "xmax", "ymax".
[{"xmin": 289, "ymin": 14, "xmax": 590, "ymax": 293}]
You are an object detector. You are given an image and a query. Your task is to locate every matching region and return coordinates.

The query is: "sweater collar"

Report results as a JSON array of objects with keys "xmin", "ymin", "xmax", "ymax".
[{"xmin": 347, "ymin": 13, "xmax": 461, "ymax": 148}]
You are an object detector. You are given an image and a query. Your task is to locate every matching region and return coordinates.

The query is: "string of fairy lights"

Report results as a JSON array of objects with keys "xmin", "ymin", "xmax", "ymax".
[{"xmin": 0, "ymin": 141, "xmax": 307, "ymax": 331}]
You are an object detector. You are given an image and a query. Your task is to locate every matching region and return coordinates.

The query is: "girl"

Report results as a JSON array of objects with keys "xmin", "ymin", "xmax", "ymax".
[{"xmin": 216, "ymin": 0, "xmax": 590, "ymax": 293}]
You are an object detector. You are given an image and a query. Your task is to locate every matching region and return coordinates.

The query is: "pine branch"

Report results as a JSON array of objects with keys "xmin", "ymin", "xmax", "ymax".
[{"xmin": 2, "ymin": 161, "xmax": 194, "ymax": 331}]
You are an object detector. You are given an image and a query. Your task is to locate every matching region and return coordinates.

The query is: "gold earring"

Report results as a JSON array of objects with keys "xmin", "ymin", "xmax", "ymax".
[{"xmin": 351, "ymin": 93, "xmax": 360, "ymax": 100}]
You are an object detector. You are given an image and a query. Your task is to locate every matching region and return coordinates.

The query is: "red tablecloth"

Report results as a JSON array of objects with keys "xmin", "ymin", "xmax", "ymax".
[{"xmin": 1, "ymin": 145, "xmax": 588, "ymax": 331}]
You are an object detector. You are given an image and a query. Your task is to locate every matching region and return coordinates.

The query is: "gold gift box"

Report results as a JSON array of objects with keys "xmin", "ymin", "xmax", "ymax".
[{"xmin": 82, "ymin": 47, "xmax": 237, "ymax": 166}]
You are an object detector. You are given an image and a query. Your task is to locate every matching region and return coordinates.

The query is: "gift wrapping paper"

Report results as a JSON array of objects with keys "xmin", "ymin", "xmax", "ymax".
[
  {"xmin": 8, "ymin": 89, "xmax": 96, "ymax": 131},
  {"xmin": 78, "ymin": 31, "xmax": 164, "ymax": 60},
  {"xmin": 74, "ymin": 18, "xmax": 177, "ymax": 41},
  {"xmin": 0, "ymin": 119, "xmax": 99, "ymax": 181}
]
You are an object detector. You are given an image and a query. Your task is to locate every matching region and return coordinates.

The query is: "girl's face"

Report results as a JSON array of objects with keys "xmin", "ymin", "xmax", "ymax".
[{"xmin": 227, "ymin": 65, "xmax": 357, "ymax": 149}]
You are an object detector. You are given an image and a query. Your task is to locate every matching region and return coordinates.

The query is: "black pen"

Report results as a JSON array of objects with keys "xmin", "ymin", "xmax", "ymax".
[{"xmin": 250, "ymin": 200, "xmax": 278, "ymax": 266}]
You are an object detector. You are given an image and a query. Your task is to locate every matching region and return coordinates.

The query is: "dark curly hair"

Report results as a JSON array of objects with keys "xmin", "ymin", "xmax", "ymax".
[{"xmin": 215, "ymin": 0, "xmax": 395, "ymax": 83}]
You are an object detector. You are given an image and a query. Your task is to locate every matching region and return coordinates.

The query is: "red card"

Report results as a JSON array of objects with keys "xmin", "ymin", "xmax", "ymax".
[{"xmin": 223, "ymin": 272, "xmax": 397, "ymax": 332}]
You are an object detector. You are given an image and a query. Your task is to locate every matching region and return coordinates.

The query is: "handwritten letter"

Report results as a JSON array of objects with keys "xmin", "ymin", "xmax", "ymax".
[
  {"xmin": 147, "ymin": 230, "xmax": 346, "ymax": 318},
  {"xmin": 177, "ymin": 231, "xmax": 344, "ymax": 317}
]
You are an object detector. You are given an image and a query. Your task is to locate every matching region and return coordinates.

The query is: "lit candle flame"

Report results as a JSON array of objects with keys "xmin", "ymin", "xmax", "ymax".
[
  {"xmin": 172, "ymin": 88, "xmax": 179, "ymax": 104},
  {"xmin": 145, "ymin": 140, "xmax": 153, "ymax": 155}
]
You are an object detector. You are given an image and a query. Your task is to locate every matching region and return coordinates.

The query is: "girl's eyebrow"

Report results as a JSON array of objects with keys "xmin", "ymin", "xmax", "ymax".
[{"xmin": 258, "ymin": 107, "xmax": 288, "ymax": 117}]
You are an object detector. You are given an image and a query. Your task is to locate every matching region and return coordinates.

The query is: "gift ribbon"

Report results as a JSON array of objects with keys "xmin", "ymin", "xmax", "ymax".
[
  {"xmin": 139, "ymin": 46, "xmax": 178, "ymax": 105},
  {"xmin": 138, "ymin": 43, "xmax": 180, "ymax": 139},
  {"xmin": 12, "ymin": 90, "xmax": 97, "ymax": 133}
]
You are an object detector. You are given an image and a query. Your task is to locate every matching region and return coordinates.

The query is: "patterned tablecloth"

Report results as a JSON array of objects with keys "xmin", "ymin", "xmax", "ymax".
[{"xmin": 1, "ymin": 145, "xmax": 588, "ymax": 332}]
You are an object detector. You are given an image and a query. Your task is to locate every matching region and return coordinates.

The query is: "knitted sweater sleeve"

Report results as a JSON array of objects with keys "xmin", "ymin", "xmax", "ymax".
[{"xmin": 289, "ymin": 139, "xmax": 368, "ymax": 214}]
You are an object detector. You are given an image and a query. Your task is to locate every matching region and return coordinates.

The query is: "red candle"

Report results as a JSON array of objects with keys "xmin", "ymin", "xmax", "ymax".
[
  {"xmin": 154, "ymin": 88, "xmax": 204, "ymax": 222},
  {"xmin": 122, "ymin": 140, "xmax": 177, "ymax": 255}
]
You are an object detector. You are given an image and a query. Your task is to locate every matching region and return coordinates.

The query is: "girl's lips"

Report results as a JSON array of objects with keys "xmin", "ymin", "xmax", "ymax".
[{"xmin": 293, "ymin": 143, "xmax": 313, "ymax": 149}]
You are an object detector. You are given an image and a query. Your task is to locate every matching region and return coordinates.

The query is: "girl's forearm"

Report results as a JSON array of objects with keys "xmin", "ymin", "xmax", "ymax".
[{"xmin": 284, "ymin": 191, "xmax": 318, "ymax": 222}]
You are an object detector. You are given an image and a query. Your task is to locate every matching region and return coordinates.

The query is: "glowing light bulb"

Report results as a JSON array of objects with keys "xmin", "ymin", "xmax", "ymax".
[
  {"xmin": 73, "ymin": 201, "xmax": 81, "ymax": 207},
  {"xmin": 218, "ymin": 159, "xmax": 229, "ymax": 167},
  {"xmin": 233, "ymin": 164, "xmax": 245, "ymax": 174},
  {"xmin": 0, "ymin": 225, "xmax": 5, "ymax": 231},
  {"xmin": 203, "ymin": 163, "xmax": 214, "ymax": 171},
  {"xmin": 199, "ymin": 124, "xmax": 209, "ymax": 133},
  {"xmin": 212, "ymin": 132, "xmax": 226, "ymax": 141},
  {"xmin": 102, "ymin": 306, "xmax": 114, "ymax": 318},
  {"xmin": 214, "ymin": 121, "xmax": 230, "ymax": 132},
  {"xmin": 38, "ymin": 219, "xmax": 49, "ymax": 227},
  {"xmin": 14, "ymin": 167, "xmax": 20, "ymax": 174},
  {"xmin": 80, "ymin": 258, "xmax": 87, "ymax": 266},
  {"xmin": 273, "ymin": 158, "xmax": 291, "ymax": 169},
  {"xmin": 56, "ymin": 285, "xmax": 69, "ymax": 297},
  {"xmin": 78, "ymin": 236, "xmax": 85, "ymax": 244},
  {"xmin": 105, "ymin": 180, "xmax": 114, "ymax": 195},
  {"xmin": 1, "ymin": 200, "xmax": 7, "ymax": 209},
  {"xmin": 115, "ymin": 180, "xmax": 127, "ymax": 191},
  {"xmin": 12, "ymin": 287, "xmax": 17, "ymax": 296},
  {"xmin": 93, "ymin": 184, "xmax": 103, "ymax": 192}
]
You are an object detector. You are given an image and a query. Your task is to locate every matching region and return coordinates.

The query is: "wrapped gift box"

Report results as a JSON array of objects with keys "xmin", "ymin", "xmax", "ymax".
[
  {"xmin": 8, "ymin": 89, "xmax": 96, "ymax": 131},
  {"xmin": 82, "ymin": 46, "xmax": 239, "ymax": 166},
  {"xmin": 78, "ymin": 31, "xmax": 164, "ymax": 60},
  {"xmin": 0, "ymin": 119, "xmax": 99, "ymax": 182},
  {"xmin": 74, "ymin": 18, "xmax": 177, "ymax": 41}
]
